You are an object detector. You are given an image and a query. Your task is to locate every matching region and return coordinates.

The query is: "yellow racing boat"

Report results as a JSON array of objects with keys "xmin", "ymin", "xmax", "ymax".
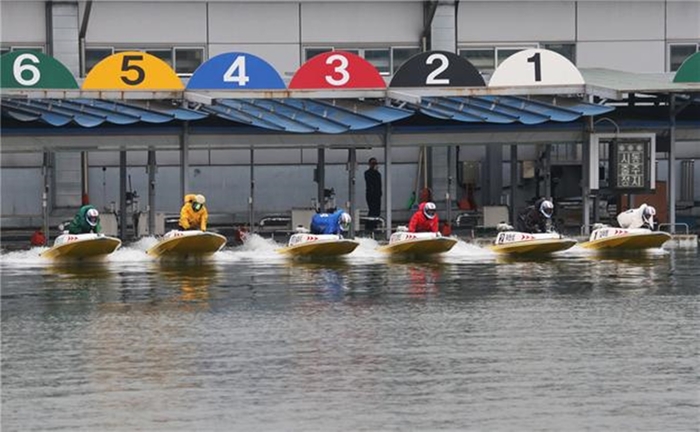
[
  {"xmin": 277, "ymin": 232, "xmax": 359, "ymax": 258},
  {"xmin": 146, "ymin": 230, "xmax": 227, "ymax": 259},
  {"xmin": 490, "ymin": 231, "xmax": 576, "ymax": 256},
  {"xmin": 378, "ymin": 229, "xmax": 457, "ymax": 257},
  {"xmin": 580, "ymin": 226, "xmax": 671, "ymax": 251},
  {"xmin": 40, "ymin": 233, "xmax": 121, "ymax": 261}
]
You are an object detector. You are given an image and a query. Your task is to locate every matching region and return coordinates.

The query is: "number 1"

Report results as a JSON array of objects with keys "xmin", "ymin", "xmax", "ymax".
[{"xmin": 527, "ymin": 52, "xmax": 541, "ymax": 82}]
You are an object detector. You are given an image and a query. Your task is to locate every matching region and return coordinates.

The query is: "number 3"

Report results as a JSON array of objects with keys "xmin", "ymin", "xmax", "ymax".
[{"xmin": 325, "ymin": 54, "xmax": 350, "ymax": 86}]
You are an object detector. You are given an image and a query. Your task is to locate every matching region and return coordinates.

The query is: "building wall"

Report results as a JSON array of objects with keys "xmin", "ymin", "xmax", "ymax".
[{"xmin": 1, "ymin": 0, "xmax": 699, "ymax": 224}]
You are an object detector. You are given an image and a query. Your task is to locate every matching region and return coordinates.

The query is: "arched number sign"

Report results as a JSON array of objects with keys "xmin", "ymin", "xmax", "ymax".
[
  {"xmin": 289, "ymin": 51, "xmax": 386, "ymax": 89},
  {"xmin": 82, "ymin": 51, "xmax": 184, "ymax": 90},
  {"xmin": 389, "ymin": 50, "xmax": 485, "ymax": 87},
  {"xmin": 488, "ymin": 48, "xmax": 584, "ymax": 87},
  {"xmin": 0, "ymin": 51, "xmax": 78, "ymax": 89},
  {"xmin": 673, "ymin": 51, "xmax": 700, "ymax": 83},
  {"xmin": 186, "ymin": 52, "xmax": 285, "ymax": 90}
]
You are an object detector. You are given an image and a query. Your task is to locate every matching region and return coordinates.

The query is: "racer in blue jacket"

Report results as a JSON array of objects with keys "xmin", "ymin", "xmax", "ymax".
[{"xmin": 310, "ymin": 209, "xmax": 352, "ymax": 235}]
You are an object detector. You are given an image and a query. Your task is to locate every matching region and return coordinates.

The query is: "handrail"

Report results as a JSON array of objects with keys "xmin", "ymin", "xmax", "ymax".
[{"xmin": 658, "ymin": 223, "xmax": 689, "ymax": 235}]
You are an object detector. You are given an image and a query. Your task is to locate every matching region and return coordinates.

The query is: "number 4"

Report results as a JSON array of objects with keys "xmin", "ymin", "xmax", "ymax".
[{"xmin": 223, "ymin": 56, "xmax": 250, "ymax": 86}]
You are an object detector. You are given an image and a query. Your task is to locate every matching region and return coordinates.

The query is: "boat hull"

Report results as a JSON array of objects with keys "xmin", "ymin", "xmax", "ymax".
[
  {"xmin": 378, "ymin": 232, "xmax": 458, "ymax": 256},
  {"xmin": 490, "ymin": 231, "xmax": 576, "ymax": 256},
  {"xmin": 147, "ymin": 230, "xmax": 227, "ymax": 259},
  {"xmin": 278, "ymin": 233, "xmax": 359, "ymax": 257},
  {"xmin": 40, "ymin": 234, "xmax": 121, "ymax": 260},
  {"xmin": 581, "ymin": 228, "xmax": 671, "ymax": 251}
]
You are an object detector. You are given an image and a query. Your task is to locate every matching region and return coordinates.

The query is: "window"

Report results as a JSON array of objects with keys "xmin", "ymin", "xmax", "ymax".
[
  {"xmin": 304, "ymin": 45, "xmax": 420, "ymax": 76},
  {"xmin": 392, "ymin": 47, "xmax": 420, "ymax": 74},
  {"xmin": 543, "ymin": 43, "xmax": 576, "ymax": 64},
  {"xmin": 85, "ymin": 48, "xmax": 114, "ymax": 74},
  {"xmin": 84, "ymin": 46, "xmax": 204, "ymax": 76},
  {"xmin": 459, "ymin": 48, "xmax": 495, "ymax": 71},
  {"xmin": 1, "ymin": 46, "xmax": 44, "ymax": 55},
  {"xmin": 174, "ymin": 48, "xmax": 204, "ymax": 75},
  {"xmin": 670, "ymin": 43, "xmax": 699, "ymax": 71}
]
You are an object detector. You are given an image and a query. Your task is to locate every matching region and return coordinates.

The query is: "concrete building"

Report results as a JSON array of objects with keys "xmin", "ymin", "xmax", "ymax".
[{"xmin": 2, "ymin": 1, "xmax": 699, "ymax": 235}]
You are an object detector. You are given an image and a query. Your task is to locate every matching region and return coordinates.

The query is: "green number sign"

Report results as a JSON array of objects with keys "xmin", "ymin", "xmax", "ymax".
[{"xmin": 1, "ymin": 51, "xmax": 78, "ymax": 89}]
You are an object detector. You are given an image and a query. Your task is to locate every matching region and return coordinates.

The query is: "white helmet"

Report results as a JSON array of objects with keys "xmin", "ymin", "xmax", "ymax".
[
  {"xmin": 86, "ymin": 208, "xmax": 99, "ymax": 227},
  {"xmin": 423, "ymin": 202, "xmax": 437, "ymax": 219},
  {"xmin": 539, "ymin": 200, "xmax": 554, "ymax": 218},
  {"xmin": 193, "ymin": 194, "xmax": 206, "ymax": 212},
  {"xmin": 643, "ymin": 205, "xmax": 656, "ymax": 225},
  {"xmin": 339, "ymin": 212, "xmax": 351, "ymax": 231}
]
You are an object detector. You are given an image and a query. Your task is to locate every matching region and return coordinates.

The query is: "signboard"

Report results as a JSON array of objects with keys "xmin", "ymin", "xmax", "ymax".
[
  {"xmin": 589, "ymin": 133, "xmax": 656, "ymax": 192},
  {"xmin": 488, "ymin": 48, "xmax": 584, "ymax": 87},
  {"xmin": 186, "ymin": 52, "xmax": 285, "ymax": 90},
  {"xmin": 389, "ymin": 50, "xmax": 485, "ymax": 87},
  {"xmin": 82, "ymin": 51, "xmax": 184, "ymax": 90},
  {"xmin": 289, "ymin": 51, "xmax": 386, "ymax": 89},
  {"xmin": 0, "ymin": 51, "xmax": 78, "ymax": 89},
  {"xmin": 609, "ymin": 138, "xmax": 653, "ymax": 191}
]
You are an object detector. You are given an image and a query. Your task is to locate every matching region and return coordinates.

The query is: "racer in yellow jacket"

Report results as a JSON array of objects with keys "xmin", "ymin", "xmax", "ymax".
[{"xmin": 179, "ymin": 194, "xmax": 208, "ymax": 231}]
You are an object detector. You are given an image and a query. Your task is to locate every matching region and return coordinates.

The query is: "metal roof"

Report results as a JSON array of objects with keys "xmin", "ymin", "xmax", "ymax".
[
  {"xmin": 581, "ymin": 68, "xmax": 700, "ymax": 99},
  {"xmin": 1, "ymin": 95, "xmax": 611, "ymax": 132},
  {"xmin": 414, "ymin": 95, "xmax": 613, "ymax": 125}
]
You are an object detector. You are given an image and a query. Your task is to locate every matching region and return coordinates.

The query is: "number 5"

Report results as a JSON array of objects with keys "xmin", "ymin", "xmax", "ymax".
[{"xmin": 120, "ymin": 55, "xmax": 145, "ymax": 86}]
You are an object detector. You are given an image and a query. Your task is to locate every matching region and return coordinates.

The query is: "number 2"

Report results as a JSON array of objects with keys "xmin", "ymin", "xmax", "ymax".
[
  {"xmin": 527, "ymin": 52, "xmax": 541, "ymax": 82},
  {"xmin": 325, "ymin": 54, "xmax": 350, "ymax": 86},
  {"xmin": 426, "ymin": 53, "xmax": 449, "ymax": 85},
  {"xmin": 120, "ymin": 55, "xmax": 145, "ymax": 86}
]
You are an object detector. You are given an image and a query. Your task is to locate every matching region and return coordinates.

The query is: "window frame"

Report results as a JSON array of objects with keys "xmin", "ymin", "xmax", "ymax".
[{"xmin": 669, "ymin": 42, "xmax": 699, "ymax": 72}]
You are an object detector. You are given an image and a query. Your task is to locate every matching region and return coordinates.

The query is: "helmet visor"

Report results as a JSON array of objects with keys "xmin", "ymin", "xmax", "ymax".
[
  {"xmin": 542, "ymin": 206, "xmax": 553, "ymax": 218},
  {"xmin": 87, "ymin": 215, "xmax": 98, "ymax": 226},
  {"xmin": 425, "ymin": 208, "xmax": 436, "ymax": 219},
  {"xmin": 192, "ymin": 202, "xmax": 203, "ymax": 212},
  {"xmin": 340, "ymin": 221, "xmax": 350, "ymax": 231}
]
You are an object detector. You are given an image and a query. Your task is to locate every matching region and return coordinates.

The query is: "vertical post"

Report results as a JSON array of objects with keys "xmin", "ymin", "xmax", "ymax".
[
  {"xmin": 582, "ymin": 120, "xmax": 592, "ymax": 236},
  {"xmin": 384, "ymin": 125, "xmax": 392, "ymax": 240},
  {"xmin": 317, "ymin": 147, "xmax": 325, "ymax": 211},
  {"xmin": 446, "ymin": 145, "xmax": 452, "ymax": 225},
  {"xmin": 544, "ymin": 144, "xmax": 552, "ymax": 199},
  {"xmin": 42, "ymin": 152, "xmax": 51, "ymax": 245},
  {"xmin": 669, "ymin": 94, "xmax": 676, "ymax": 234},
  {"xmin": 348, "ymin": 148, "xmax": 357, "ymax": 238},
  {"xmin": 119, "ymin": 150, "xmax": 127, "ymax": 239},
  {"xmin": 180, "ymin": 122, "xmax": 190, "ymax": 199},
  {"xmin": 147, "ymin": 149, "xmax": 156, "ymax": 235},
  {"xmin": 80, "ymin": 151, "xmax": 89, "ymax": 204},
  {"xmin": 510, "ymin": 144, "xmax": 518, "ymax": 224},
  {"xmin": 249, "ymin": 147, "xmax": 255, "ymax": 232}
]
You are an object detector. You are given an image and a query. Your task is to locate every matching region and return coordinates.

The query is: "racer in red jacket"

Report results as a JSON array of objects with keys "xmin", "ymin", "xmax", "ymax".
[{"xmin": 408, "ymin": 202, "xmax": 439, "ymax": 233}]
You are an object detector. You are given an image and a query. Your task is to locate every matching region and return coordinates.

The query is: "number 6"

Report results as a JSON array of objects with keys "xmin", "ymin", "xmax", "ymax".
[{"xmin": 13, "ymin": 53, "xmax": 41, "ymax": 86}]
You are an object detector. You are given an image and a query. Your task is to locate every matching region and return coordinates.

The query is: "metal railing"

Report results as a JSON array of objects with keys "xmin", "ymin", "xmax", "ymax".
[{"xmin": 658, "ymin": 223, "xmax": 689, "ymax": 235}]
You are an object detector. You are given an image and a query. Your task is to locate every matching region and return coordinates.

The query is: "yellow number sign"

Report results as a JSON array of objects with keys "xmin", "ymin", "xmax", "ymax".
[{"xmin": 82, "ymin": 51, "xmax": 184, "ymax": 90}]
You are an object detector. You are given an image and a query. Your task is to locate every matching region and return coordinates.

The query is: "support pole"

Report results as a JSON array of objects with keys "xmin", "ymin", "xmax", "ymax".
[
  {"xmin": 180, "ymin": 122, "xmax": 190, "ymax": 200},
  {"xmin": 81, "ymin": 151, "xmax": 89, "ymax": 204},
  {"xmin": 510, "ymin": 145, "xmax": 518, "ymax": 224},
  {"xmin": 384, "ymin": 125, "xmax": 392, "ymax": 240},
  {"xmin": 147, "ymin": 149, "xmax": 156, "ymax": 235},
  {"xmin": 582, "ymin": 119, "xmax": 592, "ymax": 235},
  {"xmin": 119, "ymin": 150, "xmax": 127, "ymax": 239},
  {"xmin": 249, "ymin": 147, "xmax": 255, "ymax": 232},
  {"xmin": 42, "ymin": 152, "xmax": 50, "ymax": 245},
  {"xmin": 348, "ymin": 148, "xmax": 357, "ymax": 238},
  {"xmin": 544, "ymin": 144, "xmax": 552, "ymax": 199},
  {"xmin": 669, "ymin": 94, "xmax": 677, "ymax": 234},
  {"xmin": 446, "ymin": 145, "xmax": 453, "ymax": 225},
  {"xmin": 317, "ymin": 147, "xmax": 325, "ymax": 211}
]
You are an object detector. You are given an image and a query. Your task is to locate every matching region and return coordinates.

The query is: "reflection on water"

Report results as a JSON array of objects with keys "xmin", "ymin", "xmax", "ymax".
[{"xmin": 1, "ymin": 247, "xmax": 698, "ymax": 431}]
